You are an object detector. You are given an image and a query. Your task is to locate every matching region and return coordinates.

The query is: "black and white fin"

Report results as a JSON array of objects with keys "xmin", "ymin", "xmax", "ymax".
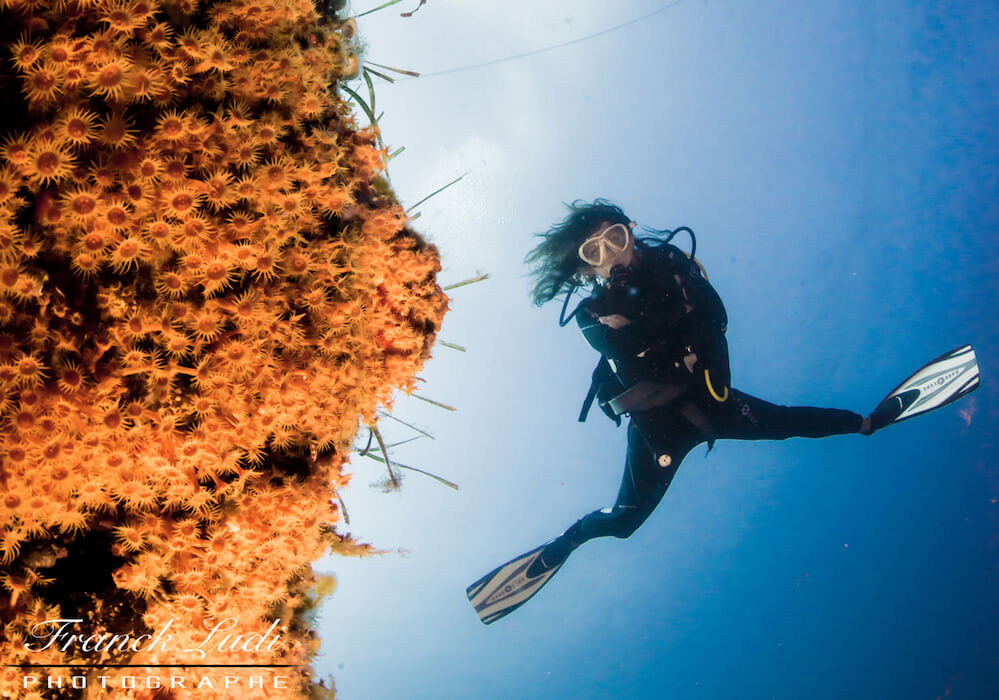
[
  {"xmin": 871, "ymin": 344, "xmax": 980, "ymax": 429},
  {"xmin": 466, "ymin": 543, "xmax": 563, "ymax": 625}
]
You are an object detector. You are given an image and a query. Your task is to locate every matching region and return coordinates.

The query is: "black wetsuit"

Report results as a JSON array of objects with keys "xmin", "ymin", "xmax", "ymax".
[{"xmin": 555, "ymin": 241, "xmax": 862, "ymax": 551}]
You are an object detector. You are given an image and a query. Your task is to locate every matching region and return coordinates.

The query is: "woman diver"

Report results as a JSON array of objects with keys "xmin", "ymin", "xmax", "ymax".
[{"xmin": 466, "ymin": 200, "xmax": 979, "ymax": 625}]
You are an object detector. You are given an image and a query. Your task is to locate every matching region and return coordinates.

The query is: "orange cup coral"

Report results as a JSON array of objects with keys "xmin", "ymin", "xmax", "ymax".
[{"xmin": 0, "ymin": 0, "xmax": 447, "ymax": 696}]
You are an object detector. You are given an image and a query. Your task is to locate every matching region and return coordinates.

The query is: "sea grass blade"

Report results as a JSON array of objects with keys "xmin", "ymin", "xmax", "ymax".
[
  {"xmin": 411, "ymin": 393, "xmax": 456, "ymax": 412},
  {"xmin": 370, "ymin": 425, "xmax": 399, "ymax": 488},
  {"xmin": 341, "ymin": 85, "xmax": 377, "ymax": 127},
  {"xmin": 376, "ymin": 409, "xmax": 435, "ymax": 439},
  {"xmin": 366, "ymin": 60, "xmax": 421, "ymax": 77},
  {"xmin": 362, "ymin": 454, "xmax": 458, "ymax": 490},
  {"xmin": 442, "ymin": 273, "xmax": 490, "ymax": 291},
  {"xmin": 364, "ymin": 65, "xmax": 396, "ymax": 83},
  {"xmin": 405, "ymin": 172, "xmax": 468, "ymax": 213},
  {"xmin": 352, "ymin": 0, "xmax": 404, "ymax": 19}
]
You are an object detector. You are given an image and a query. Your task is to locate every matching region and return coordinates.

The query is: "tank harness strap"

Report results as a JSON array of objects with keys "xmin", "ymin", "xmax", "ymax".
[
  {"xmin": 578, "ymin": 378, "xmax": 600, "ymax": 422},
  {"xmin": 579, "ymin": 356, "xmax": 619, "ymax": 424}
]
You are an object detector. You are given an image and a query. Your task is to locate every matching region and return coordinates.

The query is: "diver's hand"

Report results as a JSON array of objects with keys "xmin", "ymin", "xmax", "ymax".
[{"xmin": 598, "ymin": 314, "xmax": 632, "ymax": 329}]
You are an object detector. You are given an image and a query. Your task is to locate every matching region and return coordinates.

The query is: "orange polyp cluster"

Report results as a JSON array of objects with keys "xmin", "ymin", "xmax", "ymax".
[{"xmin": 0, "ymin": 0, "xmax": 447, "ymax": 696}]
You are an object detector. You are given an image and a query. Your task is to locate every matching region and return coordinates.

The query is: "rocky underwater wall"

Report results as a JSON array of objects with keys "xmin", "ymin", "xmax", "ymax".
[{"xmin": 0, "ymin": 0, "xmax": 447, "ymax": 696}]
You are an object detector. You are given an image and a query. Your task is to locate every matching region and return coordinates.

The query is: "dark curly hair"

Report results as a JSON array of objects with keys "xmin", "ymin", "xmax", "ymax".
[{"xmin": 524, "ymin": 199, "xmax": 631, "ymax": 306}]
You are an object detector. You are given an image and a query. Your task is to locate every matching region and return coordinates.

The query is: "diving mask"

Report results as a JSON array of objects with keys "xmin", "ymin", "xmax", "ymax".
[{"xmin": 578, "ymin": 223, "xmax": 631, "ymax": 266}]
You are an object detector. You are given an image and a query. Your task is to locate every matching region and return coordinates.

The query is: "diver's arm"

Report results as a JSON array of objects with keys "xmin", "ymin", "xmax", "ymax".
[
  {"xmin": 576, "ymin": 257, "xmax": 684, "ymax": 359},
  {"xmin": 576, "ymin": 301, "xmax": 649, "ymax": 359}
]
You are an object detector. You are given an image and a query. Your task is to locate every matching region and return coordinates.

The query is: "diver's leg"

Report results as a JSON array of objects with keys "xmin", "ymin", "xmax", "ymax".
[
  {"xmin": 718, "ymin": 389, "xmax": 863, "ymax": 441},
  {"xmin": 538, "ymin": 411, "xmax": 700, "ymax": 567}
]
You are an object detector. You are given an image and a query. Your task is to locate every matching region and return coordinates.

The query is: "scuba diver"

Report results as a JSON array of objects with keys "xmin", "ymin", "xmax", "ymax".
[{"xmin": 466, "ymin": 200, "xmax": 980, "ymax": 625}]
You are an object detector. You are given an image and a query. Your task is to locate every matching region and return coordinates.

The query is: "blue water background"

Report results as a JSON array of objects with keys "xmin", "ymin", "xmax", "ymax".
[{"xmin": 317, "ymin": 2, "xmax": 999, "ymax": 698}]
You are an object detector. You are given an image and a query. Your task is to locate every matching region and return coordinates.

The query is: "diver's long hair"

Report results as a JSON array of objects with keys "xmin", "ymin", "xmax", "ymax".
[{"xmin": 525, "ymin": 199, "xmax": 631, "ymax": 306}]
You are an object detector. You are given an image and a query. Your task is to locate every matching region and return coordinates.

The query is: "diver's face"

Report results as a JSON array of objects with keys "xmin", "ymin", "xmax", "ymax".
[{"xmin": 578, "ymin": 222, "xmax": 636, "ymax": 279}]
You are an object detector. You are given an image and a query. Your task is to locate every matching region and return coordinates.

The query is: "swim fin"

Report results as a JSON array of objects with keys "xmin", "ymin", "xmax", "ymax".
[
  {"xmin": 466, "ymin": 542, "xmax": 565, "ymax": 625},
  {"xmin": 865, "ymin": 344, "xmax": 980, "ymax": 433}
]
